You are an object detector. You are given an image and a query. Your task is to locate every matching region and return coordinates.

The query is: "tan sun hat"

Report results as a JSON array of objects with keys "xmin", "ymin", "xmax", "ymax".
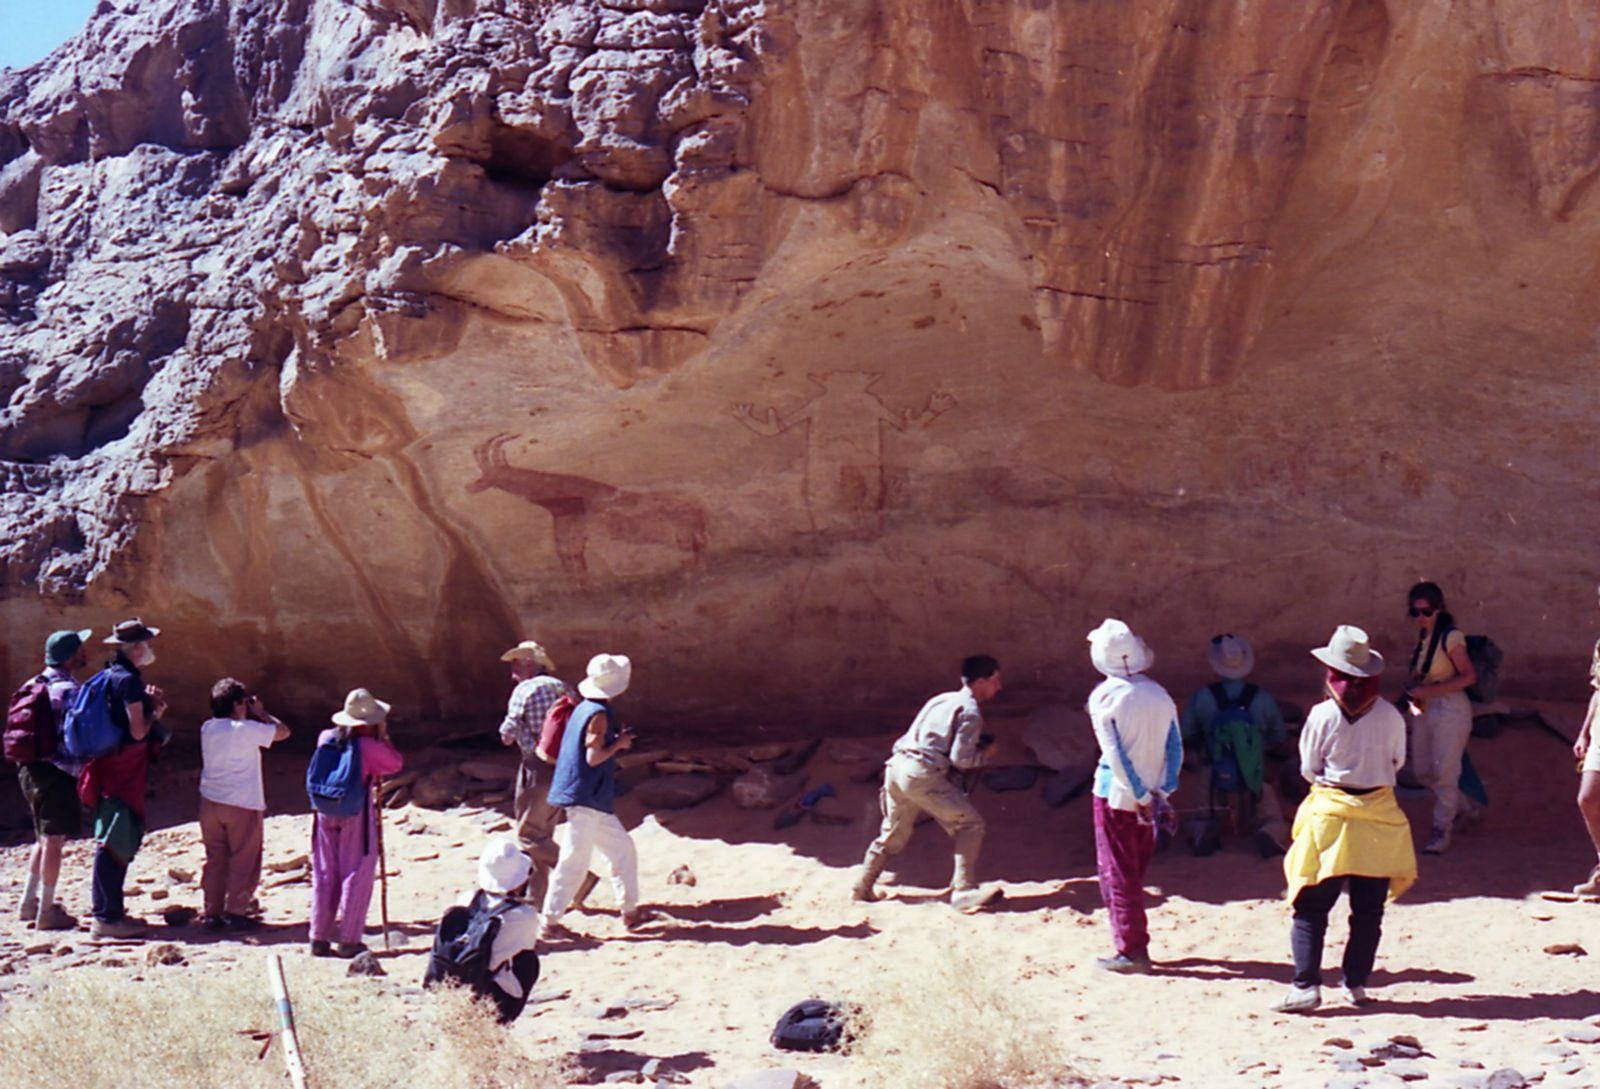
[
  {"xmin": 332, "ymin": 687, "xmax": 392, "ymax": 728},
  {"xmin": 578, "ymin": 653, "xmax": 631, "ymax": 700},
  {"xmin": 500, "ymin": 640, "xmax": 556, "ymax": 671},
  {"xmin": 1207, "ymin": 633, "xmax": 1254, "ymax": 680},
  {"xmin": 1311, "ymin": 625, "xmax": 1385, "ymax": 678}
]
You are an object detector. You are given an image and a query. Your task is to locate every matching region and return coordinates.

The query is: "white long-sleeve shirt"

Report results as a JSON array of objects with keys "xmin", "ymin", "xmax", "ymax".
[
  {"xmin": 1088, "ymin": 674, "xmax": 1182, "ymax": 812},
  {"xmin": 1298, "ymin": 698, "xmax": 1406, "ymax": 790}
]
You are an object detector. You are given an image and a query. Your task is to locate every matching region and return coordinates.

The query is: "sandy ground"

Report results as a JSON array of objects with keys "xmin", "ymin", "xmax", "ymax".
[{"xmin": 0, "ymin": 698, "xmax": 1598, "ymax": 1088}]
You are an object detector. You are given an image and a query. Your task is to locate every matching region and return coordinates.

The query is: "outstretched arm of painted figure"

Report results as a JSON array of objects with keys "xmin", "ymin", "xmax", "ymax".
[
  {"xmin": 731, "ymin": 401, "xmax": 810, "ymax": 437},
  {"xmin": 891, "ymin": 390, "xmax": 957, "ymax": 430}
]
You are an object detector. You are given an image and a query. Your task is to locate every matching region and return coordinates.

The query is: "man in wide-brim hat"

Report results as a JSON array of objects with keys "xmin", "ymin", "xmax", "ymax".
[
  {"xmin": 16, "ymin": 628, "xmax": 93, "ymax": 932},
  {"xmin": 1275, "ymin": 625, "xmax": 1416, "ymax": 1014},
  {"xmin": 495, "ymin": 639, "xmax": 584, "ymax": 906}
]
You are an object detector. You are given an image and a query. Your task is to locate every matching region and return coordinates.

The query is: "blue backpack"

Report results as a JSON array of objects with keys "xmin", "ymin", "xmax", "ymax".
[
  {"xmin": 61, "ymin": 671, "xmax": 125, "ymax": 760},
  {"xmin": 306, "ymin": 733, "xmax": 367, "ymax": 817}
]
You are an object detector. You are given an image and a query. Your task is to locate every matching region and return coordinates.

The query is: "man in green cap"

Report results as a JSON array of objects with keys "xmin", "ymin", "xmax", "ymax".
[{"xmin": 14, "ymin": 628, "xmax": 93, "ymax": 930}]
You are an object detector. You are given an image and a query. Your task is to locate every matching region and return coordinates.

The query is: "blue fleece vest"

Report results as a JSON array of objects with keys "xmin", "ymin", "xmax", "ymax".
[{"xmin": 547, "ymin": 699, "xmax": 619, "ymax": 813}]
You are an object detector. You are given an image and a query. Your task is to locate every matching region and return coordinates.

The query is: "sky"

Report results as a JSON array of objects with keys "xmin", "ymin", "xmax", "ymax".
[{"xmin": 0, "ymin": 0, "xmax": 98, "ymax": 71}]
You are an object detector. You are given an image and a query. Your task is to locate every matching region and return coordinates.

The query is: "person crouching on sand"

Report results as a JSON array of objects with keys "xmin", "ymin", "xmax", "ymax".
[
  {"xmin": 1086, "ymin": 619, "xmax": 1182, "ymax": 974},
  {"xmin": 1275, "ymin": 626, "xmax": 1417, "ymax": 1014}
]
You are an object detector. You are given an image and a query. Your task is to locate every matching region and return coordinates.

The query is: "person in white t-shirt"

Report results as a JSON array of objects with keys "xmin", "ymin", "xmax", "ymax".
[{"xmin": 198, "ymin": 678, "xmax": 289, "ymax": 931}]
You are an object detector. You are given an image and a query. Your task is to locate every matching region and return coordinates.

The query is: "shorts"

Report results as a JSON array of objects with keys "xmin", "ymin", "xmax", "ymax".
[
  {"xmin": 1586, "ymin": 731, "xmax": 1600, "ymax": 775},
  {"xmin": 17, "ymin": 761, "xmax": 83, "ymax": 838}
]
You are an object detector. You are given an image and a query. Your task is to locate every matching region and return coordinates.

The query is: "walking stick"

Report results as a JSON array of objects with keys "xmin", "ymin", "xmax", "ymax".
[
  {"xmin": 375, "ymin": 780, "xmax": 392, "ymax": 951},
  {"xmin": 266, "ymin": 953, "xmax": 311, "ymax": 1089}
]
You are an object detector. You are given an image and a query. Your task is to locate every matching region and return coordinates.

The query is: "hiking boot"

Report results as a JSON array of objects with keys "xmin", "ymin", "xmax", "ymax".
[
  {"xmin": 225, "ymin": 913, "xmax": 260, "ymax": 933},
  {"xmin": 950, "ymin": 885, "xmax": 1002, "ymax": 915},
  {"xmin": 1344, "ymin": 984, "xmax": 1372, "ymax": 1006},
  {"xmin": 309, "ymin": 939, "xmax": 335, "ymax": 957},
  {"xmin": 1272, "ymin": 985, "xmax": 1322, "ymax": 1014},
  {"xmin": 334, "ymin": 942, "xmax": 368, "ymax": 959},
  {"xmin": 1095, "ymin": 952, "xmax": 1152, "ymax": 974},
  {"xmin": 92, "ymin": 915, "xmax": 147, "ymax": 940},
  {"xmin": 621, "ymin": 908, "xmax": 652, "ymax": 932},
  {"xmin": 1422, "ymin": 827, "xmax": 1452, "ymax": 855},
  {"xmin": 199, "ymin": 913, "xmax": 227, "ymax": 933},
  {"xmin": 34, "ymin": 903, "xmax": 78, "ymax": 932},
  {"xmin": 18, "ymin": 897, "xmax": 37, "ymax": 924},
  {"xmin": 540, "ymin": 919, "xmax": 577, "ymax": 942},
  {"xmin": 1573, "ymin": 865, "xmax": 1600, "ymax": 897}
]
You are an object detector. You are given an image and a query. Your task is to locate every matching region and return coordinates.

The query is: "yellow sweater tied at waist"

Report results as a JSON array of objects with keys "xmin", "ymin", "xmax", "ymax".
[{"xmin": 1284, "ymin": 783, "xmax": 1417, "ymax": 905}]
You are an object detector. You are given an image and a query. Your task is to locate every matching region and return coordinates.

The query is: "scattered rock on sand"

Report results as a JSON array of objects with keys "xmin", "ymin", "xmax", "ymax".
[
  {"xmin": 1564, "ymin": 1024, "xmax": 1600, "ymax": 1043},
  {"xmin": 1543, "ymin": 943, "xmax": 1586, "ymax": 957},
  {"xmin": 458, "ymin": 759, "xmax": 516, "ymax": 786},
  {"xmin": 635, "ymin": 774, "xmax": 723, "ymax": 811},
  {"xmin": 161, "ymin": 906, "xmax": 197, "ymax": 928},
  {"xmin": 732, "ymin": 767, "xmax": 806, "ymax": 810},
  {"xmin": 721, "ymin": 1071, "xmax": 815, "ymax": 1089},
  {"xmin": 594, "ymin": 994, "xmax": 677, "ymax": 1018},
  {"xmin": 166, "ymin": 867, "xmax": 194, "ymax": 885},
  {"xmin": 668, "ymin": 865, "xmax": 697, "ymax": 887},
  {"xmin": 266, "ymin": 853, "xmax": 309, "ymax": 873},
  {"xmin": 144, "ymin": 943, "xmax": 185, "ymax": 967},
  {"xmin": 1485, "ymin": 1070, "xmax": 1529, "ymax": 1089},
  {"xmin": 348, "ymin": 951, "xmax": 386, "ymax": 977}
]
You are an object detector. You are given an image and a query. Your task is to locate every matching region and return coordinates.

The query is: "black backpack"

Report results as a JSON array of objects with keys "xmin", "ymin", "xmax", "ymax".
[
  {"xmin": 423, "ymin": 891, "xmax": 541, "ymax": 1022},
  {"xmin": 771, "ymin": 999, "xmax": 853, "ymax": 1052}
]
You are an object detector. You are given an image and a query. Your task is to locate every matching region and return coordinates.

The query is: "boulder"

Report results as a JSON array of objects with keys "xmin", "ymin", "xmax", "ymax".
[
  {"xmin": 981, "ymin": 765, "xmax": 1039, "ymax": 792},
  {"xmin": 458, "ymin": 759, "xmax": 516, "ymax": 787},
  {"xmin": 634, "ymin": 774, "xmax": 723, "ymax": 811},
  {"xmin": 1022, "ymin": 705, "xmax": 1098, "ymax": 772},
  {"xmin": 732, "ymin": 767, "xmax": 806, "ymax": 809},
  {"xmin": 413, "ymin": 766, "xmax": 470, "ymax": 809}
]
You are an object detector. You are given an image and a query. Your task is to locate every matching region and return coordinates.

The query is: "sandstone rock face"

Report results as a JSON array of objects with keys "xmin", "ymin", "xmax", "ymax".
[{"xmin": 2, "ymin": 1, "xmax": 1598, "ymax": 732}]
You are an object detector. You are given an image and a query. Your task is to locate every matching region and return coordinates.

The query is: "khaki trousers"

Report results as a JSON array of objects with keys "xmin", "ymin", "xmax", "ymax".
[
  {"xmin": 199, "ymin": 797, "xmax": 264, "ymax": 917},
  {"xmin": 860, "ymin": 756, "xmax": 985, "ymax": 890}
]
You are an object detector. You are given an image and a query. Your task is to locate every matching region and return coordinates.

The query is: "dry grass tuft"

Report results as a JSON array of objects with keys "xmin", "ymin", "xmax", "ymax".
[
  {"xmin": 843, "ymin": 939, "xmax": 1082, "ymax": 1089},
  {"xmin": 0, "ymin": 958, "xmax": 567, "ymax": 1089}
]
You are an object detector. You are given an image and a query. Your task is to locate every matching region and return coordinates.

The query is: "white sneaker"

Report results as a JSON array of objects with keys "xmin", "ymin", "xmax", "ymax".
[
  {"xmin": 1345, "ymin": 984, "xmax": 1372, "ymax": 1006},
  {"xmin": 1272, "ymin": 985, "xmax": 1322, "ymax": 1014}
]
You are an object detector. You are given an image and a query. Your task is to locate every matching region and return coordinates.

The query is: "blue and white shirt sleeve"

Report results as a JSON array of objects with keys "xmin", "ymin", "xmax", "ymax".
[{"xmin": 1159, "ymin": 720, "xmax": 1183, "ymax": 797}]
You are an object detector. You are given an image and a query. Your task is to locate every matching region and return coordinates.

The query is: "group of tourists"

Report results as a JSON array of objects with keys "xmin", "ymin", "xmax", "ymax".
[{"xmin": 3, "ymin": 578, "xmax": 1596, "ymax": 1020}]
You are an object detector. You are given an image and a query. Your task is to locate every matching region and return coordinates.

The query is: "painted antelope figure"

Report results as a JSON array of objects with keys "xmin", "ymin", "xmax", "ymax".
[{"xmin": 466, "ymin": 433, "xmax": 708, "ymax": 577}]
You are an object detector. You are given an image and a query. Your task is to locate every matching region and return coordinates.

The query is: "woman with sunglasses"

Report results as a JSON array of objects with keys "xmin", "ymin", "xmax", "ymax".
[{"xmin": 1403, "ymin": 581, "xmax": 1478, "ymax": 855}]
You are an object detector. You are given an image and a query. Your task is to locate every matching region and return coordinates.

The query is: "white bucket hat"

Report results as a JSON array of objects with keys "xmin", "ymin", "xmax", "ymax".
[
  {"xmin": 332, "ymin": 687, "xmax": 392, "ymax": 728},
  {"xmin": 500, "ymin": 639, "xmax": 556, "ymax": 671},
  {"xmin": 578, "ymin": 653, "xmax": 632, "ymax": 700},
  {"xmin": 1311, "ymin": 625, "xmax": 1386, "ymax": 678},
  {"xmin": 1088, "ymin": 618, "xmax": 1154, "ymax": 678},
  {"xmin": 477, "ymin": 838, "xmax": 532, "ymax": 896},
  {"xmin": 1207, "ymin": 633, "xmax": 1254, "ymax": 680}
]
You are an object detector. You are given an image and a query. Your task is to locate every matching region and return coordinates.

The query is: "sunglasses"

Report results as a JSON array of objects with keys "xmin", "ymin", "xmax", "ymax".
[{"xmin": 1408, "ymin": 605, "xmax": 1436, "ymax": 619}]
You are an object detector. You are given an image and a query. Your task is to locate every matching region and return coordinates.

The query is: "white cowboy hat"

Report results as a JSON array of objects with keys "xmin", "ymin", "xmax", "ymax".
[
  {"xmin": 1207, "ymin": 633, "xmax": 1255, "ymax": 680},
  {"xmin": 332, "ymin": 687, "xmax": 392, "ymax": 728},
  {"xmin": 1088, "ymin": 618, "xmax": 1154, "ymax": 678},
  {"xmin": 1311, "ymin": 625, "xmax": 1386, "ymax": 678},
  {"xmin": 500, "ymin": 639, "xmax": 556, "ymax": 671},
  {"xmin": 477, "ymin": 838, "xmax": 533, "ymax": 896},
  {"xmin": 578, "ymin": 653, "xmax": 632, "ymax": 700}
]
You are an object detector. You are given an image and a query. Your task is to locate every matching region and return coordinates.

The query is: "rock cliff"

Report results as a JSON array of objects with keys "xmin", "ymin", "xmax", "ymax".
[{"xmin": 2, "ymin": 0, "xmax": 1598, "ymax": 731}]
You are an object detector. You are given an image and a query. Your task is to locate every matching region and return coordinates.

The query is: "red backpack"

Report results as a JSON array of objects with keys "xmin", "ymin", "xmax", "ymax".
[
  {"xmin": 535, "ymin": 695, "xmax": 578, "ymax": 765},
  {"xmin": 4, "ymin": 676, "xmax": 57, "ymax": 766}
]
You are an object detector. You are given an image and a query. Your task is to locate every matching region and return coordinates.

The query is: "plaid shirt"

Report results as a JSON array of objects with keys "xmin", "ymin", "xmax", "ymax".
[{"xmin": 499, "ymin": 674, "xmax": 571, "ymax": 755}]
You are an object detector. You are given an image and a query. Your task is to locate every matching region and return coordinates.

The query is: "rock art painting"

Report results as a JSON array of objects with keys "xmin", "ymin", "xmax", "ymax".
[
  {"xmin": 733, "ymin": 373, "xmax": 956, "ymax": 532},
  {"xmin": 465, "ymin": 433, "xmax": 707, "ymax": 579}
]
